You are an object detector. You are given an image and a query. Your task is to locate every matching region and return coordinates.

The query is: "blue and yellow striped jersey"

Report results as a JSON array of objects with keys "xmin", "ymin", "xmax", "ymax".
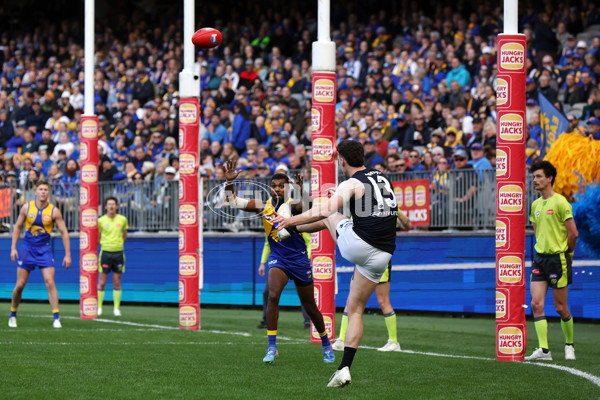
[
  {"xmin": 261, "ymin": 198, "xmax": 307, "ymax": 263},
  {"xmin": 24, "ymin": 201, "xmax": 54, "ymax": 246}
]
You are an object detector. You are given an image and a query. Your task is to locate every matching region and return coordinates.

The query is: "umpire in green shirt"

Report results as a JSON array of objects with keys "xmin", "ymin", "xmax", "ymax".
[
  {"xmin": 526, "ymin": 161, "xmax": 578, "ymax": 362},
  {"xmin": 98, "ymin": 196, "xmax": 129, "ymax": 317}
]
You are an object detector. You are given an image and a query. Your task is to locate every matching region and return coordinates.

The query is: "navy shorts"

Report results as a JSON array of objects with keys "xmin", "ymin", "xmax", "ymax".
[
  {"xmin": 100, "ymin": 250, "xmax": 125, "ymax": 274},
  {"xmin": 531, "ymin": 253, "xmax": 572, "ymax": 289},
  {"xmin": 267, "ymin": 256, "xmax": 313, "ymax": 286},
  {"xmin": 18, "ymin": 243, "xmax": 54, "ymax": 271}
]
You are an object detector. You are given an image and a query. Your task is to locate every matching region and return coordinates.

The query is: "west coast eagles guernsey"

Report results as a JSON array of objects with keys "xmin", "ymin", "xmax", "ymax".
[
  {"xmin": 24, "ymin": 200, "xmax": 54, "ymax": 247},
  {"xmin": 261, "ymin": 198, "xmax": 310, "ymax": 268}
]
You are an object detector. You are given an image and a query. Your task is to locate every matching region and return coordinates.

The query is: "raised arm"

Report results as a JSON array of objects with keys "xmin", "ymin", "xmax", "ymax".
[
  {"xmin": 290, "ymin": 173, "xmax": 312, "ymax": 215},
  {"xmin": 224, "ymin": 159, "xmax": 263, "ymax": 212},
  {"xmin": 53, "ymin": 207, "xmax": 72, "ymax": 269}
]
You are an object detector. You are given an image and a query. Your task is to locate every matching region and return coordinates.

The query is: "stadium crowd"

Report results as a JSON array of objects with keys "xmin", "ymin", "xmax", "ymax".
[{"xmin": 0, "ymin": 1, "xmax": 599, "ymax": 218}]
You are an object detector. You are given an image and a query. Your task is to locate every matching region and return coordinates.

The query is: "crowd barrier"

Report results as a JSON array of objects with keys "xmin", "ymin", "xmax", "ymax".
[{"xmin": 0, "ymin": 169, "xmax": 537, "ymax": 232}]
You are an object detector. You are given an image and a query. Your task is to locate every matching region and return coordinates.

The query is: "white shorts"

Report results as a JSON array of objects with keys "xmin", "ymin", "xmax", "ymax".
[{"xmin": 336, "ymin": 219, "xmax": 392, "ymax": 283}]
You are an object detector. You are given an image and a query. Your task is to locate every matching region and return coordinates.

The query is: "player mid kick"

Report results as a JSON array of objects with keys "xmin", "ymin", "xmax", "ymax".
[
  {"xmin": 223, "ymin": 160, "xmax": 334, "ymax": 365},
  {"xmin": 9, "ymin": 180, "xmax": 71, "ymax": 328}
]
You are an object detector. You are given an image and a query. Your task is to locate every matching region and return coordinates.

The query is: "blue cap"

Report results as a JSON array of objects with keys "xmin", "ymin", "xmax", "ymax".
[
  {"xmin": 526, "ymin": 77, "xmax": 534, "ymax": 85},
  {"xmin": 397, "ymin": 113, "xmax": 406, "ymax": 121},
  {"xmin": 378, "ymin": 113, "xmax": 388, "ymax": 121},
  {"xmin": 573, "ymin": 53, "xmax": 582, "ymax": 60},
  {"xmin": 382, "ymin": 62, "xmax": 392, "ymax": 69},
  {"xmin": 471, "ymin": 142, "xmax": 483, "ymax": 150},
  {"xmin": 424, "ymin": 95, "xmax": 436, "ymax": 102},
  {"xmin": 463, "ymin": 86, "xmax": 471, "ymax": 93},
  {"xmin": 588, "ymin": 117, "xmax": 600, "ymax": 125},
  {"xmin": 526, "ymin": 98, "xmax": 537, "ymax": 106},
  {"xmin": 247, "ymin": 162, "xmax": 257, "ymax": 169},
  {"xmin": 387, "ymin": 141, "xmax": 399, "ymax": 150}
]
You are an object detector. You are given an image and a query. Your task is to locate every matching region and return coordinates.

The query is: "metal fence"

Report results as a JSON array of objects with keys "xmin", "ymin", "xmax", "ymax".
[{"xmin": 0, "ymin": 170, "xmax": 538, "ymax": 233}]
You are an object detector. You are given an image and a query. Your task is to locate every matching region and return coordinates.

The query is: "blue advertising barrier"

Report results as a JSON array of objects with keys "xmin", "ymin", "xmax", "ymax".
[{"xmin": 0, "ymin": 233, "xmax": 598, "ymax": 319}]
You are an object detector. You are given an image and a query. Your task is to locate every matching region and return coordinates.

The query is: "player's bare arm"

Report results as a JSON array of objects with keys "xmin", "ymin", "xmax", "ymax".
[
  {"xmin": 274, "ymin": 179, "xmax": 363, "ymax": 230},
  {"xmin": 53, "ymin": 207, "xmax": 71, "ymax": 269},
  {"xmin": 291, "ymin": 173, "xmax": 312, "ymax": 215},
  {"xmin": 10, "ymin": 204, "xmax": 29, "ymax": 263},
  {"xmin": 565, "ymin": 218, "xmax": 578, "ymax": 253},
  {"xmin": 224, "ymin": 159, "xmax": 263, "ymax": 212},
  {"xmin": 397, "ymin": 211, "xmax": 412, "ymax": 230}
]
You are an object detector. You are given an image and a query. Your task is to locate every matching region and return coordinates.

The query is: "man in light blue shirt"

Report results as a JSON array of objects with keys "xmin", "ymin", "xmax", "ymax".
[{"xmin": 468, "ymin": 143, "xmax": 492, "ymax": 170}]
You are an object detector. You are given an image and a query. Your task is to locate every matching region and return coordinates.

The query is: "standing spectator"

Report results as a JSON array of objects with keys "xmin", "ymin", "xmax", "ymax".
[
  {"xmin": 132, "ymin": 69, "xmax": 155, "ymax": 105},
  {"xmin": 0, "ymin": 110, "xmax": 15, "ymax": 145},
  {"xmin": 534, "ymin": 12, "xmax": 559, "ymax": 68},
  {"xmin": 231, "ymin": 102, "xmax": 252, "ymax": 154}
]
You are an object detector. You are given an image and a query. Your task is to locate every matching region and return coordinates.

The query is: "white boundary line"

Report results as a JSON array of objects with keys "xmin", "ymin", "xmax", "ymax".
[
  {"xmin": 337, "ymin": 260, "xmax": 600, "ymax": 273},
  {"xmin": 20, "ymin": 315, "xmax": 600, "ymax": 388}
]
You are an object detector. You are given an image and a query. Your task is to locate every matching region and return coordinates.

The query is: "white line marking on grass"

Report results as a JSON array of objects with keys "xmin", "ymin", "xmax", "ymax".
[
  {"xmin": 25, "ymin": 315, "xmax": 599, "ymax": 388},
  {"xmin": 523, "ymin": 362, "xmax": 600, "ymax": 387},
  {"xmin": 359, "ymin": 346, "xmax": 600, "ymax": 388}
]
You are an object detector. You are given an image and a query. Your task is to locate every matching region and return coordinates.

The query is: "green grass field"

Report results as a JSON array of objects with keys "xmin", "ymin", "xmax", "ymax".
[{"xmin": 1, "ymin": 303, "xmax": 599, "ymax": 399}]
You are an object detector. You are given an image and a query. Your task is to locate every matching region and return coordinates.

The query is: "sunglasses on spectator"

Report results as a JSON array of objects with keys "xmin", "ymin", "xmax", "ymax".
[
  {"xmin": 454, "ymin": 157, "xmax": 466, "ymax": 161},
  {"xmin": 395, "ymin": 163, "xmax": 406, "ymax": 167}
]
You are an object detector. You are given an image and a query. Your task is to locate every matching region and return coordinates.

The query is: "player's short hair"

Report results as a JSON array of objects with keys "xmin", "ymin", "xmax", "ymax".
[
  {"xmin": 35, "ymin": 180, "xmax": 50, "ymax": 190},
  {"xmin": 270, "ymin": 173, "xmax": 289, "ymax": 183},
  {"xmin": 104, "ymin": 196, "xmax": 119, "ymax": 207},
  {"xmin": 337, "ymin": 139, "xmax": 364, "ymax": 167},
  {"xmin": 531, "ymin": 160, "xmax": 557, "ymax": 185}
]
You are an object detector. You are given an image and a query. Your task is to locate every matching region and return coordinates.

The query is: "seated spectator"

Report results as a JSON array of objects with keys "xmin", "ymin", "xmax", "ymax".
[
  {"xmin": 148, "ymin": 132, "xmax": 166, "ymax": 163},
  {"xmin": 37, "ymin": 129, "xmax": 56, "ymax": 156},
  {"xmin": 469, "ymin": 143, "xmax": 493, "ymax": 169},
  {"xmin": 21, "ymin": 130, "xmax": 38, "ymax": 154},
  {"xmin": 51, "ymin": 131, "xmax": 75, "ymax": 161},
  {"xmin": 56, "ymin": 159, "xmax": 80, "ymax": 212},
  {"xmin": 408, "ymin": 149, "xmax": 425, "ymax": 172},
  {"xmin": 99, "ymin": 157, "xmax": 119, "ymax": 181},
  {"xmin": 111, "ymin": 137, "xmax": 129, "ymax": 170},
  {"xmin": 205, "ymin": 114, "xmax": 229, "ymax": 145},
  {"xmin": 364, "ymin": 139, "xmax": 384, "ymax": 168},
  {"xmin": 133, "ymin": 146, "xmax": 151, "ymax": 172}
]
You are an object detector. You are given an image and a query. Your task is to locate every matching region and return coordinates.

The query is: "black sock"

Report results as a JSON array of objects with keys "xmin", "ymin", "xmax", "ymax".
[
  {"xmin": 542, "ymin": 348, "xmax": 549, "ymax": 353},
  {"xmin": 338, "ymin": 347, "xmax": 357, "ymax": 370}
]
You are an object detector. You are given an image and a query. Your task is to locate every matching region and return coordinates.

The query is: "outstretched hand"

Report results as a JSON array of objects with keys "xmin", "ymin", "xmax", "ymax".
[
  {"xmin": 224, "ymin": 159, "xmax": 241, "ymax": 182},
  {"xmin": 293, "ymin": 173, "xmax": 304, "ymax": 192},
  {"xmin": 271, "ymin": 212, "xmax": 292, "ymax": 230}
]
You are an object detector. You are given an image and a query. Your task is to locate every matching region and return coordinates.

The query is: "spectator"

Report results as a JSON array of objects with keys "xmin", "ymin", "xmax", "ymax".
[
  {"xmin": 469, "ymin": 143, "xmax": 493, "ymax": 170},
  {"xmin": 231, "ymin": 102, "xmax": 252, "ymax": 154},
  {"xmin": 408, "ymin": 149, "xmax": 425, "ymax": 172},
  {"xmin": 51, "ymin": 131, "xmax": 75, "ymax": 161},
  {"xmin": 99, "ymin": 157, "xmax": 118, "ymax": 181},
  {"xmin": 364, "ymin": 139, "xmax": 384, "ymax": 168},
  {"xmin": 446, "ymin": 58, "xmax": 471, "ymax": 89}
]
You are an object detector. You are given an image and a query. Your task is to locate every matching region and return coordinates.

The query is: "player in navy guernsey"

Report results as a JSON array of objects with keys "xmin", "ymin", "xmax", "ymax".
[
  {"xmin": 273, "ymin": 140, "xmax": 398, "ymax": 388},
  {"xmin": 222, "ymin": 160, "xmax": 334, "ymax": 365}
]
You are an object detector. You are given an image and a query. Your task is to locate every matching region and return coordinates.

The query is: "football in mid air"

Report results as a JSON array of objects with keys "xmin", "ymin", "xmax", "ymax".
[{"xmin": 192, "ymin": 28, "xmax": 222, "ymax": 49}]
